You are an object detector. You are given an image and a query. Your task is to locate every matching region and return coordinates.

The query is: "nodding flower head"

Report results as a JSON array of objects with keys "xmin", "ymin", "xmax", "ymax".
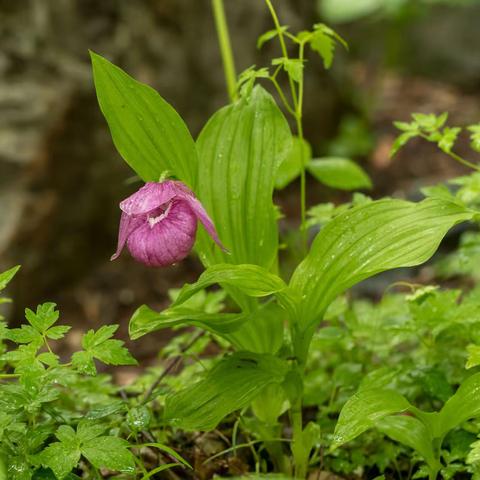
[{"xmin": 111, "ymin": 181, "xmax": 225, "ymax": 267}]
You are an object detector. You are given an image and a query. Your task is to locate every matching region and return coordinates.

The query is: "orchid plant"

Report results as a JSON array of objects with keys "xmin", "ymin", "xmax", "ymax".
[{"xmin": 88, "ymin": 1, "xmax": 480, "ymax": 479}]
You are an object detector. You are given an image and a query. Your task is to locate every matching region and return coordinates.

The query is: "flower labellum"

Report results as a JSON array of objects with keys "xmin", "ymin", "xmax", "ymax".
[{"xmin": 111, "ymin": 181, "xmax": 225, "ymax": 267}]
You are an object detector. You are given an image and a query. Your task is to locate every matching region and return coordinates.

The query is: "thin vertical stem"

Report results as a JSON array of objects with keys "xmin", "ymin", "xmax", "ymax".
[
  {"xmin": 296, "ymin": 41, "xmax": 307, "ymax": 251},
  {"xmin": 264, "ymin": 0, "xmax": 308, "ymax": 252},
  {"xmin": 212, "ymin": 0, "xmax": 238, "ymax": 102},
  {"xmin": 264, "ymin": 0, "xmax": 298, "ymax": 110}
]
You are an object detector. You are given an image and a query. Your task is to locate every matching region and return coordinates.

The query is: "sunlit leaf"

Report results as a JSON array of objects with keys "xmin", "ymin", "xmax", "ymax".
[
  {"xmin": 438, "ymin": 372, "xmax": 480, "ymax": 436},
  {"xmin": 332, "ymin": 388, "xmax": 412, "ymax": 448},
  {"xmin": 377, "ymin": 415, "xmax": 437, "ymax": 468}
]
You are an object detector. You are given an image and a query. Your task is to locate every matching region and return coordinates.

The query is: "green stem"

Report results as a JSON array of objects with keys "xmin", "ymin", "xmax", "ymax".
[
  {"xmin": 265, "ymin": 0, "xmax": 298, "ymax": 109},
  {"xmin": 264, "ymin": 0, "xmax": 308, "ymax": 252},
  {"xmin": 419, "ymin": 133, "xmax": 480, "ymax": 171},
  {"xmin": 212, "ymin": 0, "xmax": 238, "ymax": 102},
  {"xmin": 296, "ymin": 41, "xmax": 307, "ymax": 251},
  {"xmin": 291, "ymin": 399, "xmax": 307, "ymax": 479},
  {"xmin": 270, "ymin": 77, "xmax": 296, "ymax": 116},
  {"xmin": 447, "ymin": 150, "xmax": 480, "ymax": 171}
]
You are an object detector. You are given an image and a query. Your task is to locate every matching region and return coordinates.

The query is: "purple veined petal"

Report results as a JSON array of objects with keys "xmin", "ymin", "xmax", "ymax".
[
  {"xmin": 119, "ymin": 181, "xmax": 179, "ymax": 215},
  {"xmin": 111, "ymin": 211, "xmax": 144, "ymax": 260},
  {"xmin": 177, "ymin": 194, "xmax": 228, "ymax": 252},
  {"xmin": 164, "ymin": 181, "xmax": 228, "ymax": 252},
  {"xmin": 126, "ymin": 200, "xmax": 198, "ymax": 267}
]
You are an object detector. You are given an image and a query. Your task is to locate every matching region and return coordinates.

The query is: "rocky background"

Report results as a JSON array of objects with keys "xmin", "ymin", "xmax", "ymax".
[{"xmin": 1, "ymin": 0, "xmax": 480, "ymax": 360}]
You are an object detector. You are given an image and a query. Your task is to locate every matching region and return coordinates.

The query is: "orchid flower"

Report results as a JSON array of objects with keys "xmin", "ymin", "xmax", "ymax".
[{"xmin": 112, "ymin": 181, "xmax": 225, "ymax": 267}]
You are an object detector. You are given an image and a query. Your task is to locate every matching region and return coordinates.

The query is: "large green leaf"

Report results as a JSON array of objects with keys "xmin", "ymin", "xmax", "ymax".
[
  {"xmin": 332, "ymin": 388, "xmax": 412, "ymax": 448},
  {"xmin": 308, "ymin": 157, "xmax": 372, "ymax": 191},
  {"xmin": 377, "ymin": 415, "xmax": 437, "ymax": 469},
  {"xmin": 438, "ymin": 372, "xmax": 480, "ymax": 436},
  {"xmin": 90, "ymin": 51, "xmax": 197, "ymax": 185},
  {"xmin": 290, "ymin": 198, "xmax": 473, "ymax": 330},
  {"xmin": 195, "ymin": 85, "xmax": 291, "ymax": 269},
  {"xmin": 129, "ymin": 305, "xmax": 247, "ymax": 339},
  {"xmin": 164, "ymin": 352, "xmax": 289, "ymax": 431},
  {"xmin": 173, "ymin": 263, "xmax": 299, "ymax": 320}
]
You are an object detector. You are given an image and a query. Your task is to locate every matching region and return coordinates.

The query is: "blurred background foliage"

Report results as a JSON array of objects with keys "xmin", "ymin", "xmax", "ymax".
[{"xmin": 1, "ymin": 0, "xmax": 480, "ymax": 360}]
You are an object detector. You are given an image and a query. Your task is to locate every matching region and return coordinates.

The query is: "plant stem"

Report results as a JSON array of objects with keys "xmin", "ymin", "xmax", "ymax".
[
  {"xmin": 291, "ymin": 398, "xmax": 307, "ymax": 479},
  {"xmin": 264, "ymin": 0, "xmax": 298, "ymax": 109},
  {"xmin": 296, "ymin": 41, "xmax": 307, "ymax": 251},
  {"xmin": 212, "ymin": 0, "xmax": 238, "ymax": 102},
  {"xmin": 264, "ymin": 0, "xmax": 308, "ymax": 252},
  {"xmin": 419, "ymin": 133, "xmax": 480, "ymax": 171},
  {"xmin": 447, "ymin": 150, "xmax": 480, "ymax": 171}
]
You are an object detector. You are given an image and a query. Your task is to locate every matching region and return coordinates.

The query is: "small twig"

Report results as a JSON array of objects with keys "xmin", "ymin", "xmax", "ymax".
[{"xmin": 142, "ymin": 330, "xmax": 205, "ymax": 405}]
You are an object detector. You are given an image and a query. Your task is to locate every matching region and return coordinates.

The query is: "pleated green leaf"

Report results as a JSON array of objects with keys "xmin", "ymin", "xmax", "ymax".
[
  {"xmin": 173, "ymin": 263, "xmax": 299, "ymax": 320},
  {"xmin": 129, "ymin": 305, "xmax": 247, "ymax": 339},
  {"xmin": 224, "ymin": 302, "xmax": 285, "ymax": 354},
  {"xmin": 164, "ymin": 352, "xmax": 288, "ymax": 431},
  {"xmin": 195, "ymin": 85, "xmax": 291, "ymax": 269},
  {"xmin": 290, "ymin": 198, "xmax": 473, "ymax": 329},
  {"xmin": 90, "ymin": 51, "xmax": 197, "ymax": 185},
  {"xmin": 332, "ymin": 388, "xmax": 412, "ymax": 448},
  {"xmin": 377, "ymin": 416, "xmax": 436, "ymax": 469},
  {"xmin": 438, "ymin": 372, "xmax": 480, "ymax": 436}
]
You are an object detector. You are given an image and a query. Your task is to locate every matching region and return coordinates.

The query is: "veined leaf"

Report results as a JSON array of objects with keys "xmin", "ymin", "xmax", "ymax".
[
  {"xmin": 196, "ymin": 85, "xmax": 291, "ymax": 270},
  {"xmin": 257, "ymin": 26, "xmax": 289, "ymax": 49},
  {"xmin": 272, "ymin": 58, "xmax": 304, "ymax": 83},
  {"xmin": 224, "ymin": 302, "xmax": 285, "ymax": 354},
  {"xmin": 438, "ymin": 372, "xmax": 480, "ymax": 436},
  {"xmin": 332, "ymin": 388, "xmax": 412, "ymax": 448},
  {"xmin": 377, "ymin": 415, "xmax": 437, "ymax": 469},
  {"xmin": 172, "ymin": 263, "xmax": 299, "ymax": 320},
  {"xmin": 308, "ymin": 157, "xmax": 372, "ymax": 190},
  {"xmin": 0, "ymin": 265, "xmax": 20, "ymax": 292},
  {"xmin": 90, "ymin": 51, "xmax": 197, "ymax": 185},
  {"xmin": 290, "ymin": 198, "xmax": 473, "ymax": 329},
  {"xmin": 129, "ymin": 304, "xmax": 247, "ymax": 339},
  {"xmin": 275, "ymin": 137, "xmax": 311, "ymax": 190},
  {"xmin": 164, "ymin": 352, "xmax": 288, "ymax": 431}
]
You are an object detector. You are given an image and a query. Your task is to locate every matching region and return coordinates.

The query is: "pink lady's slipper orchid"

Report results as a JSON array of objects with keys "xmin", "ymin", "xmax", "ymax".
[{"xmin": 111, "ymin": 181, "xmax": 225, "ymax": 267}]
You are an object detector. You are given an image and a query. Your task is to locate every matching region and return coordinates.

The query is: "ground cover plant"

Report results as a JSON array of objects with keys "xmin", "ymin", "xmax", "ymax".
[{"xmin": 2, "ymin": 0, "xmax": 480, "ymax": 479}]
